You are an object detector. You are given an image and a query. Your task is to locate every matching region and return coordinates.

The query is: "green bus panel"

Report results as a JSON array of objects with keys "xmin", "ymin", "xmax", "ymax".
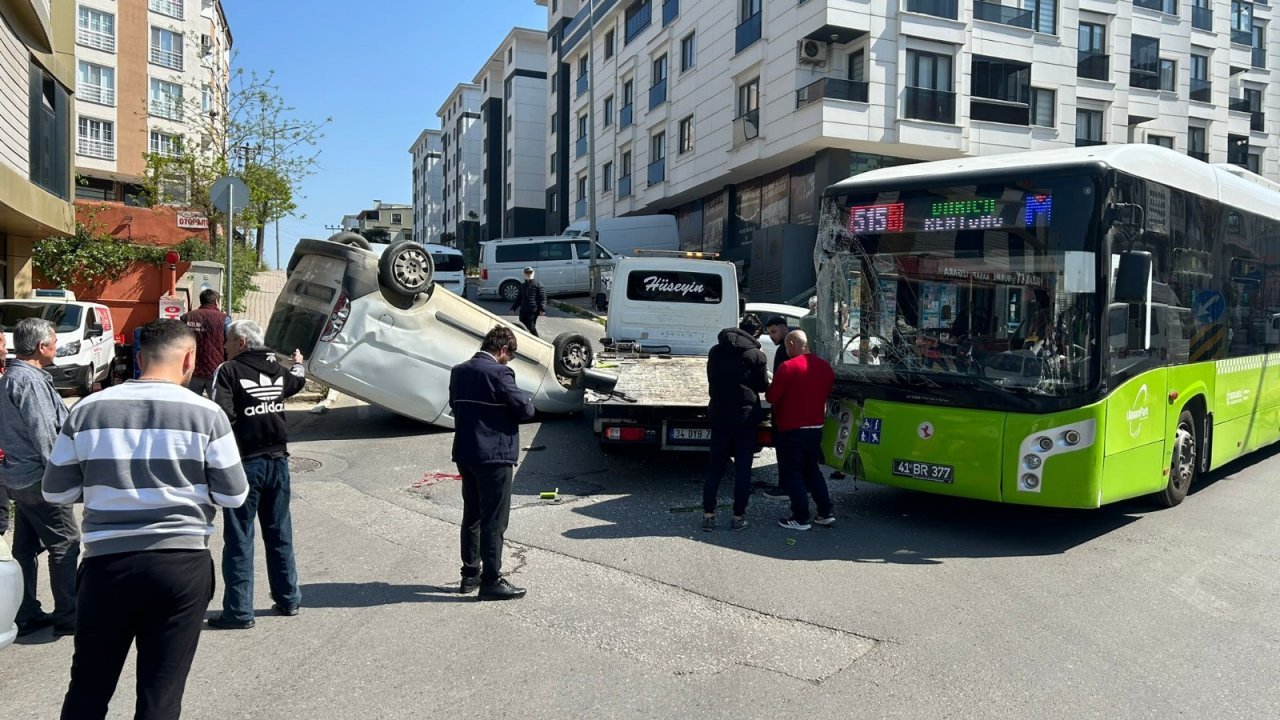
[{"xmin": 1000, "ymin": 407, "xmax": 1105, "ymax": 508}]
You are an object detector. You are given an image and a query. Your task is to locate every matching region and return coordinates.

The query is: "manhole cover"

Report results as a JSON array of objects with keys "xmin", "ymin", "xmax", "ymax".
[{"xmin": 290, "ymin": 457, "xmax": 322, "ymax": 474}]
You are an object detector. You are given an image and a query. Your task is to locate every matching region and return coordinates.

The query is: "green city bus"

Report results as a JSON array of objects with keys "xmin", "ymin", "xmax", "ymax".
[{"xmin": 812, "ymin": 144, "xmax": 1280, "ymax": 508}]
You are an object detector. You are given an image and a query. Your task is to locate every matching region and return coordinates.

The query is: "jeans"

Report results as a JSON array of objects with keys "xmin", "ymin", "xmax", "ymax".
[
  {"xmin": 776, "ymin": 428, "xmax": 833, "ymax": 524},
  {"xmin": 187, "ymin": 376, "xmax": 214, "ymax": 398},
  {"xmin": 61, "ymin": 549, "xmax": 213, "ymax": 720},
  {"xmin": 220, "ymin": 456, "xmax": 300, "ymax": 623},
  {"xmin": 519, "ymin": 314, "xmax": 540, "ymax": 338},
  {"xmin": 459, "ymin": 463, "xmax": 514, "ymax": 584},
  {"xmin": 703, "ymin": 418, "xmax": 758, "ymax": 517},
  {"xmin": 10, "ymin": 482, "xmax": 80, "ymax": 627}
]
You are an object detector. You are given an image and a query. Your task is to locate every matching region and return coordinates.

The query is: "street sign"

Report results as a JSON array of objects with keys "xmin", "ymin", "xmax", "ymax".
[
  {"xmin": 177, "ymin": 211, "xmax": 208, "ymax": 229},
  {"xmin": 210, "ymin": 176, "xmax": 248, "ymax": 215},
  {"xmin": 158, "ymin": 296, "xmax": 186, "ymax": 320},
  {"xmin": 1192, "ymin": 290, "xmax": 1226, "ymax": 325}
]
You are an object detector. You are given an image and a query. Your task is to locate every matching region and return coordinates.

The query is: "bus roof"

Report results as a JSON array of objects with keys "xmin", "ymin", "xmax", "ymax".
[{"xmin": 825, "ymin": 144, "xmax": 1280, "ymax": 223}]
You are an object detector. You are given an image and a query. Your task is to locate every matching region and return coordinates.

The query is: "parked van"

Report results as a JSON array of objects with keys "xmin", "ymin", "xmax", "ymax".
[
  {"xmin": 0, "ymin": 294, "xmax": 116, "ymax": 395},
  {"xmin": 371, "ymin": 241, "xmax": 466, "ymax": 295},
  {"xmin": 476, "ymin": 236, "xmax": 613, "ymax": 303},
  {"xmin": 565, "ymin": 215, "xmax": 678, "ymax": 257}
]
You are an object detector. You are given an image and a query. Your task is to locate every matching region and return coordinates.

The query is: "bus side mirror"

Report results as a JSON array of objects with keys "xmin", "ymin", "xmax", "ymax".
[
  {"xmin": 1107, "ymin": 202, "xmax": 1145, "ymax": 232},
  {"xmin": 1115, "ymin": 251, "xmax": 1153, "ymax": 350}
]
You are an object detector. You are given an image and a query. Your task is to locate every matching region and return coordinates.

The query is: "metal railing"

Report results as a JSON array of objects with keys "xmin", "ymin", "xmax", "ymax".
[
  {"xmin": 1231, "ymin": 29, "xmax": 1253, "ymax": 45},
  {"xmin": 150, "ymin": 99, "xmax": 183, "ymax": 121},
  {"xmin": 735, "ymin": 12, "xmax": 761, "ymax": 53},
  {"xmin": 973, "ymin": 0, "xmax": 1034, "ymax": 29},
  {"xmin": 79, "ymin": 84, "xmax": 115, "ymax": 106},
  {"xmin": 77, "ymin": 28, "xmax": 115, "ymax": 53},
  {"xmin": 620, "ymin": 104, "xmax": 634, "ymax": 128},
  {"xmin": 1191, "ymin": 6, "xmax": 1212, "ymax": 31},
  {"xmin": 618, "ymin": 174, "xmax": 632, "ymax": 197},
  {"xmin": 796, "ymin": 77, "xmax": 869, "ymax": 107},
  {"xmin": 970, "ymin": 98, "xmax": 1029, "ymax": 125},
  {"xmin": 733, "ymin": 108, "xmax": 760, "ymax": 145},
  {"xmin": 149, "ymin": 0, "xmax": 183, "ymax": 19},
  {"xmin": 1129, "ymin": 68, "xmax": 1160, "ymax": 90},
  {"xmin": 1075, "ymin": 138, "xmax": 1106, "ymax": 147},
  {"xmin": 1190, "ymin": 78, "xmax": 1212, "ymax": 102},
  {"xmin": 576, "ymin": 136, "xmax": 588, "ymax": 158},
  {"xmin": 625, "ymin": 2, "xmax": 652, "ymax": 43},
  {"xmin": 77, "ymin": 137, "xmax": 115, "ymax": 160},
  {"xmin": 663, "ymin": 0, "xmax": 678, "ymax": 26},
  {"xmin": 576, "ymin": 72, "xmax": 588, "ymax": 98},
  {"xmin": 904, "ymin": 0, "xmax": 958, "ymax": 19},
  {"xmin": 1077, "ymin": 51, "xmax": 1109, "ymax": 81},
  {"xmin": 649, "ymin": 79, "xmax": 667, "ymax": 109},
  {"xmin": 150, "ymin": 46, "xmax": 183, "ymax": 70},
  {"xmin": 1253, "ymin": 47, "xmax": 1266, "ymax": 69},
  {"xmin": 903, "ymin": 87, "xmax": 955, "ymax": 123},
  {"xmin": 647, "ymin": 160, "xmax": 665, "ymax": 186}
]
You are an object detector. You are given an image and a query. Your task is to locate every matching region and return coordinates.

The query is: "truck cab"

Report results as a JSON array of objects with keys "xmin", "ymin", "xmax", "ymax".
[{"xmin": 604, "ymin": 254, "xmax": 740, "ymax": 355}]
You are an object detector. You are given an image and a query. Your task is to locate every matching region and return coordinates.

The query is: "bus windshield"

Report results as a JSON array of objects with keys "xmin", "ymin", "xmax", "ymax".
[{"xmin": 814, "ymin": 172, "xmax": 1103, "ymax": 410}]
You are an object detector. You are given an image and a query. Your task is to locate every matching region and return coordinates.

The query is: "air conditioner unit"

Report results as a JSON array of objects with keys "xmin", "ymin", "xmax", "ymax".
[{"xmin": 797, "ymin": 39, "xmax": 828, "ymax": 66}]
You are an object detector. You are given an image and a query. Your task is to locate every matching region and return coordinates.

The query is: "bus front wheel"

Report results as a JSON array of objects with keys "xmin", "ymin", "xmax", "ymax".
[{"xmin": 1157, "ymin": 409, "xmax": 1197, "ymax": 508}]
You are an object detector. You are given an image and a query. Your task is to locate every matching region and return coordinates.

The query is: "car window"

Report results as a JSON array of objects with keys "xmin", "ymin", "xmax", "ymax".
[
  {"xmin": 572, "ymin": 241, "xmax": 611, "ymax": 260},
  {"xmin": 431, "ymin": 252, "xmax": 465, "ymax": 272},
  {"xmin": 541, "ymin": 242, "xmax": 573, "ymax": 261},
  {"xmin": 494, "ymin": 244, "xmax": 539, "ymax": 264}
]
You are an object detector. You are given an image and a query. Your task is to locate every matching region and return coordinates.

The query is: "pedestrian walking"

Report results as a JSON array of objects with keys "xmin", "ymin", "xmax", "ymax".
[
  {"xmin": 510, "ymin": 267, "xmax": 547, "ymax": 337},
  {"xmin": 702, "ymin": 314, "xmax": 769, "ymax": 532},
  {"xmin": 43, "ymin": 319, "xmax": 248, "ymax": 720},
  {"xmin": 181, "ymin": 289, "xmax": 230, "ymax": 397},
  {"xmin": 766, "ymin": 330, "xmax": 837, "ymax": 531},
  {"xmin": 449, "ymin": 325, "xmax": 534, "ymax": 600},
  {"xmin": 0, "ymin": 317, "xmax": 78, "ymax": 636},
  {"xmin": 207, "ymin": 320, "xmax": 307, "ymax": 630}
]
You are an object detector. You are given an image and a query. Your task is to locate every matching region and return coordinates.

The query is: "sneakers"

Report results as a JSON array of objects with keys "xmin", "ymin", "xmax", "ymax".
[
  {"xmin": 459, "ymin": 576, "xmax": 482, "ymax": 595},
  {"xmin": 812, "ymin": 514, "xmax": 836, "ymax": 527},
  {"xmin": 761, "ymin": 487, "xmax": 789, "ymax": 501},
  {"xmin": 478, "ymin": 578, "xmax": 527, "ymax": 601},
  {"xmin": 730, "ymin": 517, "xmax": 749, "ymax": 531},
  {"xmin": 701, "ymin": 515, "xmax": 715, "ymax": 532},
  {"xmin": 777, "ymin": 517, "xmax": 811, "ymax": 531}
]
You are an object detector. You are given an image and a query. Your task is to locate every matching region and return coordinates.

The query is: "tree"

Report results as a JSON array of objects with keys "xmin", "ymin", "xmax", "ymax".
[
  {"xmin": 360, "ymin": 228, "xmax": 390, "ymax": 244},
  {"xmin": 240, "ymin": 163, "xmax": 296, "ymax": 265}
]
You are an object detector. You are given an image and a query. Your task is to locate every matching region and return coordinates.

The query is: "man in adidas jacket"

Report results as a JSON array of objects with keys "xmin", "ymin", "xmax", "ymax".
[{"xmin": 208, "ymin": 319, "xmax": 307, "ymax": 629}]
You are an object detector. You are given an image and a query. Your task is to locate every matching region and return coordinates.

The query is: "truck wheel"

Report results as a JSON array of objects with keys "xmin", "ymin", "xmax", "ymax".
[
  {"xmin": 1155, "ymin": 409, "xmax": 1197, "ymax": 507},
  {"xmin": 500, "ymin": 280, "xmax": 521, "ymax": 304},
  {"xmin": 553, "ymin": 332, "xmax": 593, "ymax": 381},
  {"xmin": 378, "ymin": 241, "xmax": 434, "ymax": 296},
  {"xmin": 328, "ymin": 231, "xmax": 371, "ymax": 250}
]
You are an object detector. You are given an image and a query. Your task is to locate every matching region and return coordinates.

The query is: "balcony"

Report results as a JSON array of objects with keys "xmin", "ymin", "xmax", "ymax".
[
  {"xmin": 625, "ymin": 2, "xmax": 652, "ymax": 43},
  {"xmin": 150, "ymin": 46, "xmax": 183, "ymax": 70},
  {"xmin": 663, "ymin": 0, "xmax": 678, "ymax": 26},
  {"xmin": 1232, "ymin": 29, "xmax": 1253, "ymax": 45},
  {"xmin": 1075, "ymin": 138, "xmax": 1106, "ymax": 147},
  {"xmin": 970, "ymin": 98, "xmax": 1029, "ymax": 126},
  {"xmin": 77, "ymin": 28, "xmax": 115, "ymax": 53},
  {"xmin": 149, "ymin": 0, "xmax": 183, "ymax": 19},
  {"xmin": 576, "ymin": 136, "xmax": 588, "ymax": 158},
  {"xmin": 1129, "ymin": 68, "xmax": 1160, "ymax": 90},
  {"xmin": 1191, "ymin": 6, "xmax": 1212, "ymax": 31},
  {"xmin": 1253, "ymin": 47, "xmax": 1266, "ymax": 69},
  {"xmin": 647, "ymin": 160, "xmax": 665, "ymax": 186},
  {"xmin": 1189, "ymin": 150, "xmax": 1210, "ymax": 162},
  {"xmin": 79, "ymin": 84, "xmax": 115, "ymax": 106},
  {"xmin": 732, "ymin": 108, "xmax": 760, "ymax": 146},
  {"xmin": 1190, "ymin": 78, "xmax": 1212, "ymax": 102},
  {"xmin": 575, "ymin": 197, "xmax": 586, "ymax": 219},
  {"xmin": 150, "ymin": 100, "xmax": 183, "ymax": 121},
  {"xmin": 796, "ymin": 78, "xmax": 869, "ymax": 107},
  {"xmin": 618, "ymin": 174, "xmax": 632, "ymax": 198},
  {"xmin": 904, "ymin": 0, "xmax": 958, "ymax": 20},
  {"xmin": 973, "ymin": 0, "xmax": 1034, "ymax": 29},
  {"xmin": 735, "ymin": 12, "xmax": 761, "ymax": 53},
  {"xmin": 77, "ymin": 137, "xmax": 115, "ymax": 160},
  {"xmin": 576, "ymin": 72, "xmax": 588, "ymax": 98},
  {"xmin": 903, "ymin": 87, "xmax": 955, "ymax": 124},
  {"xmin": 1253, "ymin": 112, "xmax": 1266, "ymax": 132},
  {"xmin": 1077, "ymin": 51, "xmax": 1109, "ymax": 81},
  {"xmin": 620, "ymin": 103, "xmax": 634, "ymax": 128},
  {"xmin": 649, "ymin": 79, "xmax": 667, "ymax": 109}
]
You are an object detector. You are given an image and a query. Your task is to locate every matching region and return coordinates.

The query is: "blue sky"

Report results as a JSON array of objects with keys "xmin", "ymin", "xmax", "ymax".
[{"xmin": 223, "ymin": 0, "xmax": 549, "ymax": 268}]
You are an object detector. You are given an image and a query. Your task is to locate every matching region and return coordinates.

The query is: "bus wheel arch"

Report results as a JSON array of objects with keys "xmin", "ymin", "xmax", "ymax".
[{"xmin": 1156, "ymin": 399, "xmax": 1204, "ymax": 508}]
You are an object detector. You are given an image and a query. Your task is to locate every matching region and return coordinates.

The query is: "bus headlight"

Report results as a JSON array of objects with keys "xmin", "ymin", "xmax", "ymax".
[
  {"xmin": 1063, "ymin": 429, "xmax": 1082, "ymax": 446},
  {"xmin": 1021, "ymin": 474, "xmax": 1041, "ymax": 489},
  {"xmin": 1024, "ymin": 454, "xmax": 1042, "ymax": 470},
  {"xmin": 1036, "ymin": 436, "xmax": 1054, "ymax": 452}
]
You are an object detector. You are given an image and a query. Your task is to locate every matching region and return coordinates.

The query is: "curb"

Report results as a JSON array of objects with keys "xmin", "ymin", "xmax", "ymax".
[{"xmin": 555, "ymin": 300, "xmax": 607, "ymax": 327}]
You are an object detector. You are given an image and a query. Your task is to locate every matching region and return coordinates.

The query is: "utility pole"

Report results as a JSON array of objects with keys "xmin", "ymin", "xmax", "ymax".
[{"xmin": 586, "ymin": 0, "xmax": 600, "ymax": 308}]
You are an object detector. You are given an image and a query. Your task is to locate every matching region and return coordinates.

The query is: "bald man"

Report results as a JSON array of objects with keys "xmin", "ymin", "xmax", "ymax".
[{"xmin": 765, "ymin": 331, "xmax": 836, "ymax": 531}]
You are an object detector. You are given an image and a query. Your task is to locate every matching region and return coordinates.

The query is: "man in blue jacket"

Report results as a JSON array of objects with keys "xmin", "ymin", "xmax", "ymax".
[{"xmin": 449, "ymin": 325, "xmax": 535, "ymax": 600}]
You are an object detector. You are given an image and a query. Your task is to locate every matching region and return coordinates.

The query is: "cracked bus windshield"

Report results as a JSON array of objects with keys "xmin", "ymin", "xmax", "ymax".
[{"xmin": 814, "ymin": 174, "xmax": 1101, "ymax": 408}]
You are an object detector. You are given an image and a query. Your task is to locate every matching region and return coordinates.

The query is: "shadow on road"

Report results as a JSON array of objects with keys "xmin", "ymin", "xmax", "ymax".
[
  {"xmin": 297, "ymin": 581, "xmax": 473, "ymax": 607},
  {"xmin": 286, "ymin": 403, "xmax": 446, "ymax": 443}
]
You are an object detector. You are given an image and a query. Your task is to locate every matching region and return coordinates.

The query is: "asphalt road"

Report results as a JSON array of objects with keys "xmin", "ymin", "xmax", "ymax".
[{"xmin": 7, "ymin": 300, "xmax": 1280, "ymax": 718}]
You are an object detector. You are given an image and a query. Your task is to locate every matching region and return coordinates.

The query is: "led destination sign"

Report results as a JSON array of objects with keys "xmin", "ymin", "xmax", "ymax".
[{"xmin": 849, "ymin": 193, "xmax": 1053, "ymax": 235}]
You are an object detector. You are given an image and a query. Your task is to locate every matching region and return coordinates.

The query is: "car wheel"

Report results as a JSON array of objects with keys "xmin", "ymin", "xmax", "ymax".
[
  {"xmin": 552, "ymin": 332, "xmax": 593, "ymax": 381},
  {"xmin": 99, "ymin": 359, "xmax": 116, "ymax": 389},
  {"xmin": 500, "ymin": 280, "xmax": 521, "ymax": 304},
  {"xmin": 76, "ymin": 367, "xmax": 94, "ymax": 397},
  {"xmin": 328, "ymin": 231, "xmax": 371, "ymax": 250},
  {"xmin": 378, "ymin": 241, "xmax": 435, "ymax": 296}
]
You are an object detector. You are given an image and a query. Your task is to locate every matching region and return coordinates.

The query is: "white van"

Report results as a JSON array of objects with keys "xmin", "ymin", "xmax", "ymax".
[
  {"xmin": 605, "ymin": 256, "xmax": 741, "ymax": 356},
  {"xmin": 0, "ymin": 295, "xmax": 116, "ymax": 395},
  {"xmin": 476, "ymin": 236, "xmax": 613, "ymax": 303},
  {"xmin": 565, "ymin": 215, "xmax": 679, "ymax": 257},
  {"xmin": 370, "ymin": 241, "xmax": 466, "ymax": 295}
]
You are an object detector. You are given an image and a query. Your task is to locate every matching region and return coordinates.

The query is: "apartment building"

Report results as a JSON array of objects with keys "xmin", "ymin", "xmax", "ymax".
[
  {"xmin": 73, "ymin": 0, "xmax": 232, "ymax": 204},
  {"xmin": 410, "ymin": 129, "xmax": 445, "ymax": 244},
  {"xmin": 472, "ymin": 28, "xmax": 549, "ymax": 241},
  {"xmin": 437, "ymin": 84, "xmax": 485, "ymax": 257},
  {"xmin": 344, "ymin": 201, "xmax": 413, "ymax": 244},
  {"xmin": 1, "ymin": 1, "xmax": 77, "ymax": 299},
  {"xmin": 540, "ymin": 0, "xmax": 1279, "ymax": 267}
]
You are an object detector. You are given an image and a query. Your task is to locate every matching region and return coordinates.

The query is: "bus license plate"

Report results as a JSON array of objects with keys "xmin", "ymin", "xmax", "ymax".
[
  {"xmin": 892, "ymin": 460, "xmax": 954, "ymax": 483},
  {"xmin": 670, "ymin": 428, "xmax": 712, "ymax": 441}
]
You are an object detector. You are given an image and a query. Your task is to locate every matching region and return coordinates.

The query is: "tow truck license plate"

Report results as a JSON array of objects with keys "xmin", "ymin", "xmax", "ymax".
[
  {"xmin": 892, "ymin": 460, "xmax": 954, "ymax": 483},
  {"xmin": 670, "ymin": 428, "xmax": 712, "ymax": 441}
]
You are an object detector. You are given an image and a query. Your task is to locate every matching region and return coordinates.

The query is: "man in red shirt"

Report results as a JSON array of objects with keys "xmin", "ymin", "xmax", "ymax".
[
  {"xmin": 766, "ymin": 330, "xmax": 836, "ymax": 531},
  {"xmin": 181, "ymin": 289, "xmax": 229, "ymax": 397}
]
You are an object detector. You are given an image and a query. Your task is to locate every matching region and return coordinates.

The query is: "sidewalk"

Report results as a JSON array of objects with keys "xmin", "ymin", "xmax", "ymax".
[{"xmin": 240, "ymin": 269, "xmax": 286, "ymax": 327}]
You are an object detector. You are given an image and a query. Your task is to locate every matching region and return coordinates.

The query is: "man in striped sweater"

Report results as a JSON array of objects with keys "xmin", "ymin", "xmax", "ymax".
[{"xmin": 43, "ymin": 319, "xmax": 248, "ymax": 720}]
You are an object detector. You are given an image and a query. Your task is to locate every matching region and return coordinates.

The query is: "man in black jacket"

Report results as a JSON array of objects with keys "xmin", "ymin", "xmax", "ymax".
[
  {"xmin": 702, "ymin": 314, "xmax": 768, "ymax": 532},
  {"xmin": 208, "ymin": 320, "xmax": 307, "ymax": 629},
  {"xmin": 510, "ymin": 267, "xmax": 547, "ymax": 337},
  {"xmin": 450, "ymin": 325, "xmax": 535, "ymax": 600}
]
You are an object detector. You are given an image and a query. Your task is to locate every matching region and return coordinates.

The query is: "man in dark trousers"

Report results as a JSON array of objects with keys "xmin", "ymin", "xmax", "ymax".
[
  {"xmin": 43, "ymin": 319, "xmax": 248, "ymax": 719},
  {"xmin": 181, "ymin": 289, "xmax": 230, "ymax": 397},
  {"xmin": 760, "ymin": 315, "xmax": 796, "ymax": 500},
  {"xmin": 208, "ymin": 319, "xmax": 307, "ymax": 630},
  {"xmin": 450, "ymin": 325, "xmax": 535, "ymax": 600},
  {"xmin": 702, "ymin": 314, "xmax": 769, "ymax": 532},
  {"xmin": 510, "ymin": 266, "xmax": 546, "ymax": 337},
  {"xmin": 767, "ymin": 330, "xmax": 837, "ymax": 531}
]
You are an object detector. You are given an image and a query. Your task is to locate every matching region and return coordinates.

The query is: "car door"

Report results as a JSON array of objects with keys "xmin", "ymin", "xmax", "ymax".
[{"xmin": 537, "ymin": 241, "xmax": 575, "ymax": 294}]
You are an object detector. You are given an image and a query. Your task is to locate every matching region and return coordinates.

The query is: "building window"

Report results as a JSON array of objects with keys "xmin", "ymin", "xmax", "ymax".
[
  {"xmin": 549, "ymin": 191, "xmax": 557, "ymax": 212},
  {"xmin": 678, "ymin": 115, "xmax": 694, "ymax": 154},
  {"xmin": 603, "ymin": 161, "xmax": 613, "ymax": 192},
  {"xmin": 737, "ymin": 77, "xmax": 760, "ymax": 117},
  {"xmin": 1030, "ymin": 88, "xmax": 1055, "ymax": 127},
  {"xmin": 1075, "ymin": 108, "xmax": 1104, "ymax": 146},
  {"xmin": 1228, "ymin": 133, "xmax": 1249, "ymax": 166},
  {"xmin": 78, "ymin": 116, "xmax": 115, "ymax": 160},
  {"xmin": 150, "ymin": 27, "xmax": 183, "ymax": 70},
  {"xmin": 736, "ymin": 0, "xmax": 762, "ymax": 53},
  {"xmin": 904, "ymin": 49, "xmax": 954, "ymax": 123},
  {"xmin": 1190, "ymin": 53, "xmax": 1211, "ymax": 101},
  {"xmin": 625, "ymin": 0, "xmax": 653, "ymax": 44},
  {"xmin": 550, "ymin": 151, "xmax": 557, "ymax": 174},
  {"xmin": 29, "ymin": 64, "xmax": 70, "ymax": 200},
  {"xmin": 77, "ymin": 62, "xmax": 116, "ymax": 106},
  {"xmin": 605, "ymin": 29, "xmax": 616, "ymax": 60},
  {"xmin": 648, "ymin": 131, "xmax": 666, "ymax": 185},
  {"xmin": 148, "ymin": 130, "xmax": 182, "ymax": 158},
  {"xmin": 551, "ymin": 112, "xmax": 557, "ymax": 134},
  {"xmin": 970, "ymin": 56, "xmax": 1031, "ymax": 125},
  {"xmin": 604, "ymin": 96, "xmax": 615, "ymax": 127},
  {"xmin": 1130, "ymin": 36, "xmax": 1160, "ymax": 90},
  {"xmin": 392, "ymin": 212, "xmax": 403, "ymax": 224},
  {"xmin": 77, "ymin": 7, "xmax": 116, "ymax": 53},
  {"xmin": 849, "ymin": 49, "xmax": 865, "ymax": 82},
  {"xmin": 1147, "ymin": 135, "xmax": 1174, "ymax": 148},
  {"xmin": 577, "ymin": 55, "xmax": 589, "ymax": 97},
  {"xmin": 621, "ymin": 79, "xmax": 634, "ymax": 128},
  {"xmin": 681, "ymin": 32, "xmax": 696, "ymax": 72},
  {"xmin": 1159, "ymin": 58, "xmax": 1177, "ymax": 92},
  {"xmin": 149, "ymin": 78, "xmax": 184, "ymax": 121},
  {"xmin": 650, "ymin": 54, "xmax": 668, "ymax": 108},
  {"xmin": 1030, "ymin": 0, "xmax": 1056, "ymax": 34},
  {"xmin": 149, "ymin": 0, "xmax": 184, "ymax": 20},
  {"xmin": 1231, "ymin": 1, "xmax": 1253, "ymax": 43},
  {"xmin": 1077, "ymin": 22, "xmax": 1107, "ymax": 81}
]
